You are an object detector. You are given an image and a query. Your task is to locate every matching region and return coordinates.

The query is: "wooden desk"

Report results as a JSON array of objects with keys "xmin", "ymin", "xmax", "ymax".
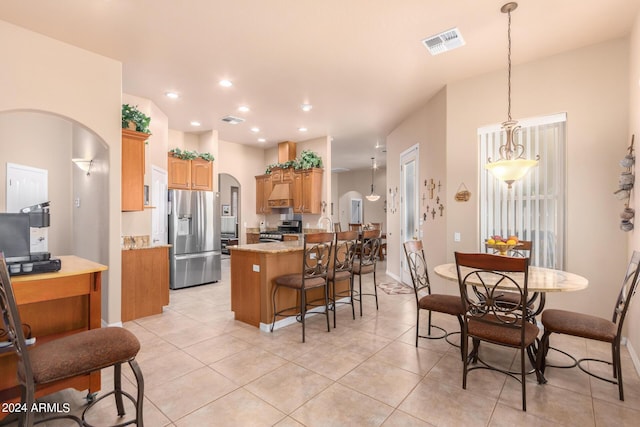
[{"xmin": 0, "ymin": 256, "xmax": 107, "ymax": 404}]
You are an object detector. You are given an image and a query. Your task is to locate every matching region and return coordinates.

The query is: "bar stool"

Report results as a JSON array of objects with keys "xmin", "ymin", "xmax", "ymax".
[
  {"xmin": 0, "ymin": 256, "xmax": 144, "ymax": 427},
  {"xmin": 352, "ymin": 229, "xmax": 381, "ymax": 316},
  {"xmin": 327, "ymin": 230, "xmax": 359, "ymax": 327},
  {"xmin": 271, "ymin": 232, "xmax": 334, "ymax": 342}
]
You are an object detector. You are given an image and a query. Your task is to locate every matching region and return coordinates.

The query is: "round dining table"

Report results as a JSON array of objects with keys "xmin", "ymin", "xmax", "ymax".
[
  {"xmin": 434, "ymin": 263, "xmax": 589, "ymax": 293},
  {"xmin": 434, "ymin": 262, "xmax": 589, "ymax": 318}
]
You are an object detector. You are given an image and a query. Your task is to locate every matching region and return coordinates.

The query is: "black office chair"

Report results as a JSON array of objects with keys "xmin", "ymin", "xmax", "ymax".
[{"xmin": 0, "ymin": 255, "xmax": 144, "ymax": 426}]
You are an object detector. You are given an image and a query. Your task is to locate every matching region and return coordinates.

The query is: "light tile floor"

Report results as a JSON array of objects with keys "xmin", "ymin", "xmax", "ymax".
[{"xmin": 6, "ymin": 258, "xmax": 640, "ymax": 426}]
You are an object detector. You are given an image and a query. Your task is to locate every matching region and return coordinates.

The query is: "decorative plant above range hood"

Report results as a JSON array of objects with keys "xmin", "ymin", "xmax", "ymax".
[{"xmin": 265, "ymin": 149, "xmax": 323, "ymax": 174}]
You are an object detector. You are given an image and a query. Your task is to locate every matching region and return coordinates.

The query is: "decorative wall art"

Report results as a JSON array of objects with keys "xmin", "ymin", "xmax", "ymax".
[
  {"xmin": 615, "ymin": 135, "xmax": 635, "ymax": 232},
  {"xmin": 454, "ymin": 183, "xmax": 471, "ymax": 202}
]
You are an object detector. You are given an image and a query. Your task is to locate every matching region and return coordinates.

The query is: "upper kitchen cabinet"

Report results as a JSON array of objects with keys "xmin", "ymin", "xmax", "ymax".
[
  {"xmin": 293, "ymin": 168, "xmax": 323, "ymax": 214},
  {"xmin": 168, "ymin": 154, "xmax": 214, "ymax": 191},
  {"xmin": 190, "ymin": 158, "xmax": 213, "ymax": 190},
  {"xmin": 255, "ymin": 174, "xmax": 272, "ymax": 214},
  {"xmin": 122, "ymin": 129, "xmax": 149, "ymax": 211}
]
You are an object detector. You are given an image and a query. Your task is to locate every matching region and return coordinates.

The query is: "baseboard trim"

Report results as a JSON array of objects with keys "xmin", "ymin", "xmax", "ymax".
[{"xmin": 626, "ymin": 337, "xmax": 640, "ymax": 377}]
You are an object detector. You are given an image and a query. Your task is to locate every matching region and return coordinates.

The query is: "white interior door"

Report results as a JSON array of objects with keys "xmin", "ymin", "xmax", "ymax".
[
  {"xmin": 151, "ymin": 166, "xmax": 168, "ymax": 245},
  {"xmin": 400, "ymin": 145, "xmax": 419, "ymax": 285},
  {"xmin": 6, "ymin": 163, "xmax": 49, "ymax": 253}
]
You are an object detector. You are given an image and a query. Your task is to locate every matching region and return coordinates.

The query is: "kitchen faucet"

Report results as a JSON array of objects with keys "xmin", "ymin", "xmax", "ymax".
[{"xmin": 317, "ymin": 215, "xmax": 333, "ymax": 232}]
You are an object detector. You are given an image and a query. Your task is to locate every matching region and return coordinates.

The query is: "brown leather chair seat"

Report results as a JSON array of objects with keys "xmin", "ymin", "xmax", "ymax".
[{"xmin": 27, "ymin": 327, "xmax": 141, "ymax": 384}]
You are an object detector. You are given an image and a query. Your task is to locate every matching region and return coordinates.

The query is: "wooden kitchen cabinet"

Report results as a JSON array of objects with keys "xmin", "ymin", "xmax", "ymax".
[
  {"xmin": 121, "ymin": 246, "xmax": 170, "ymax": 322},
  {"xmin": 246, "ymin": 232, "xmax": 260, "ymax": 244},
  {"xmin": 122, "ymin": 129, "xmax": 149, "ymax": 211},
  {"xmin": 168, "ymin": 155, "xmax": 214, "ymax": 191},
  {"xmin": 255, "ymin": 174, "xmax": 272, "ymax": 214},
  {"xmin": 191, "ymin": 158, "xmax": 213, "ymax": 190},
  {"xmin": 270, "ymin": 167, "xmax": 294, "ymax": 183},
  {"xmin": 167, "ymin": 155, "xmax": 191, "ymax": 189},
  {"xmin": 293, "ymin": 168, "xmax": 323, "ymax": 214}
]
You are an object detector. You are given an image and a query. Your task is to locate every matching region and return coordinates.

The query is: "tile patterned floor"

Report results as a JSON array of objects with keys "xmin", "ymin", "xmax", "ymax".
[{"xmin": 6, "ymin": 259, "xmax": 640, "ymax": 426}]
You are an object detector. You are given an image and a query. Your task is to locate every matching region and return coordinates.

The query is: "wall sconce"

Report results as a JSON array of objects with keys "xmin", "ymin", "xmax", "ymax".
[{"xmin": 72, "ymin": 158, "xmax": 93, "ymax": 176}]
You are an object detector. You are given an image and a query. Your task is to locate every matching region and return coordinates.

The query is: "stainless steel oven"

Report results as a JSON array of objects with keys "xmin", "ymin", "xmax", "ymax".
[{"xmin": 259, "ymin": 220, "xmax": 302, "ymax": 242}]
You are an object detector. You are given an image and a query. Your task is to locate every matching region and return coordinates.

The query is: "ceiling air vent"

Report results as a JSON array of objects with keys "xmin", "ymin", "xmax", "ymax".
[
  {"xmin": 422, "ymin": 27, "xmax": 465, "ymax": 56},
  {"xmin": 220, "ymin": 115, "xmax": 245, "ymax": 125}
]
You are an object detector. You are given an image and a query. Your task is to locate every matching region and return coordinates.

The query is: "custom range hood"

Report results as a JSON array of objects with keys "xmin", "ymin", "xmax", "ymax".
[
  {"xmin": 268, "ymin": 183, "xmax": 292, "ymax": 204},
  {"xmin": 267, "ymin": 141, "xmax": 296, "ymax": 207}
]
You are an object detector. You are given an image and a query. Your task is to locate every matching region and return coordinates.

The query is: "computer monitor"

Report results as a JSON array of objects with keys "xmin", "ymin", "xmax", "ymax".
[{"xmin": 0, "ymin": 213, "xmax": 31, "ymax": 263}]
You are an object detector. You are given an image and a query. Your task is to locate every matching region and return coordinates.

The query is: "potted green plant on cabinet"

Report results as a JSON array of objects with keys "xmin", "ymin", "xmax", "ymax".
[{"xmin": 122, "ymin": 104, "xmax": 151, "ymax": 134}]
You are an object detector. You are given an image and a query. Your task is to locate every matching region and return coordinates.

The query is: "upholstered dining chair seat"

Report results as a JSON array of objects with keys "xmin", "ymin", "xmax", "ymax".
[
  {"xmin": 541, "ymin": 309, "xmax": 617, "ymax": 342},
  {"xmin": 274, "ymin": 274, "xmax": 326, "ymax": 289},
  {"xmin": 352, "ymin": 261, "xmax": 375, "ymax": 275},
  {"xmin": 468, "ymin": 316, "xmax": 539, "ymax": 347},
  {"xmin": 25, "ymin": 327, "xmax": 141, "ymax": 384},
  {"xmin": 328, "ymin": 269, "xmax": 352, "ymax": 282},
  {"xmin": 418, "ymin": 294, "xmax": 464, "ymax": 317}
]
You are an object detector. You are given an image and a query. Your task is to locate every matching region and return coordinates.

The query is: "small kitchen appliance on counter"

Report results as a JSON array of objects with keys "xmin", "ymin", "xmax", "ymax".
[{"xmin": 0, "ymin": 202, "xmax": 61, "ymax": 276}]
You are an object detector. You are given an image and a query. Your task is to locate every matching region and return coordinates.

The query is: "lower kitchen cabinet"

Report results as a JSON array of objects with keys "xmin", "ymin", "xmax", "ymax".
[{"xmin": 122, "ymin": 246, "xmax": 170, "ymax": 321}]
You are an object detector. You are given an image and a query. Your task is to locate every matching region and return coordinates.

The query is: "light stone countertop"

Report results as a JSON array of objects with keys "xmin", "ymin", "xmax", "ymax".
[{"xmin": 229, "ymin": 240, "xmax": 303, "ymax": 254}]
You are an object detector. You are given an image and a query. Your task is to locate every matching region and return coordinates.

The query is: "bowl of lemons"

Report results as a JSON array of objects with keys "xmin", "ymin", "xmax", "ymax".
[{"xmin": 485, "ymin": 236, "xmax": 519, "ymax": 256}]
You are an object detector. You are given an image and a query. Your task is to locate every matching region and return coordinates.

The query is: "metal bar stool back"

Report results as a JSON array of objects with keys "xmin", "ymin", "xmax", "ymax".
[{"xmin": 328, "ymin": 230, "xmax": 358, "ymax": 327}]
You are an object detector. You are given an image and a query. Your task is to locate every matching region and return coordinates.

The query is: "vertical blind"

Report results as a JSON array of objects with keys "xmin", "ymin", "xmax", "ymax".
[{"xmin": 479, "ymin": 113, "xmax": 566, "ymax": 269}]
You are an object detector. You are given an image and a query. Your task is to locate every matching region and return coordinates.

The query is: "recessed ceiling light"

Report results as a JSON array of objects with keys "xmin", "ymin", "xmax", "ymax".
[
  {"xmin": 219, "ymin": 79, "xmax": 233, "ymax": 88},
  {"xmin": 250, "ymin": 127, "xmax": 260, "ymax": 133},
  {"xmin": 190, "ymin": 121, "xmax": 201, "ymax": 127},
  {"xmin": 258, "ymin": 138, "xmax": 266, "ymax": 143},
  {"xmin": 298, "ymin": 127, "xmax": 308, "ymax": 132},
  {"xmin": 301, "ymin": 104, "xmax": 313, "ymax": 112},
  {"xmin": 165, "ymin": 92, "xmax": 179, "ymax": 99},
  {"xmin": 238, "ymin": 105, "xmax": 250, "ymax": 112}
]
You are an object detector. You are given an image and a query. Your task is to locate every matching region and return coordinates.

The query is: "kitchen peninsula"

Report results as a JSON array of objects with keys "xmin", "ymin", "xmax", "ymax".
[{"xmin": 230, "ymin": 240, "xmax": 349, "ymax": 331}]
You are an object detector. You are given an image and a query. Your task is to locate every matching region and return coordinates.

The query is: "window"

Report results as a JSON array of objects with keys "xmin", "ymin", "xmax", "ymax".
[{"xmin": 479, "ymin": 113, "xmax": 566, "ymax": 269}]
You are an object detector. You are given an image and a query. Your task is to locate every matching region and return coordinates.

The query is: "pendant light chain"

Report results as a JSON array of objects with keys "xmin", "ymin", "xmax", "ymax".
[{"xmin": 507, "ymin": 7, "xmax": 512, "ymax": 122}]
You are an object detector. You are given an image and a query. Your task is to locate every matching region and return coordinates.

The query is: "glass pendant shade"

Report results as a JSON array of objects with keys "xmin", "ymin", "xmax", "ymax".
[
  {"xmin": 485, "ymin": 158, "xmax": 538, "ymax": 186},
  {"xmin": 485, "ymin": 2, "xmax": 538, "ymax": 188},
  {"xmin": 366, "ymin": 157, "xmax": 380, "ymax": 201},
  {"xmin": 366, "ymin": 191, "xmax": 380, "ymax": 202}
]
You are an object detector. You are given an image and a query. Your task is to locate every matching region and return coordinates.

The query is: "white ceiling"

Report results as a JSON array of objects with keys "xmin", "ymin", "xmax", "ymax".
[{"xmin": 2, "ymin": 0, "xmax": 639, "ymax": 170}]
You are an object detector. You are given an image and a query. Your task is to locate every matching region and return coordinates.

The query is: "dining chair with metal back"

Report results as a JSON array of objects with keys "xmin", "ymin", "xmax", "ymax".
[
  {"xmin": 403, "ymin": 241, "xmax": 464, "ymax": 356},
  {"xmin": 352, "ymin": 229, "xmax": 381, "ymax": 316},
  {"xmin": 454, "ymin": 252, "xmax": 541, "ymax": 411},
  {"xmin": 328, "ymin": 230, "xmax": 358, "ymax": 327},
  {"xmin": 536, "ymin": 250, "xmax": 640, "ymax": 400},
  {"xmin": 271, "ymin": 232, "xmax": 334, "ymax": 342}
]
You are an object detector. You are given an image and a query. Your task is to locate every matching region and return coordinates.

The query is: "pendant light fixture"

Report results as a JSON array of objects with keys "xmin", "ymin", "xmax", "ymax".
[
  {"xmin": 366, "ymin": 157, "xmax": 380, "ymax": 202},
  {"xmin": 485, "ymin": 2, "xmax": 538, "ymax": 188}
]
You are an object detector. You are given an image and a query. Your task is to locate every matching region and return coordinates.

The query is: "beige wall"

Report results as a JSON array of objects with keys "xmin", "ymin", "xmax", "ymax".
[
  {"xmin": 0, "ymin": 20, "xmax": 123, "ymax": 324},
  {"xmin": 445, "ymin": 38, "xmax": 629, "ymax": 320},
  {"xmin": 386, "ymin": 87, "xmax": 447, "ymax": 285},
  {"xmin": 218, "ymin": 139, "xmax": 265, "ymax": 243},
  {"xmin": 627, "ymin": 13, "xmax": 640, "ymax": 367},
  {"xmin": 334, "ymin": 168, "xmax": 387, "ymax": 231}
]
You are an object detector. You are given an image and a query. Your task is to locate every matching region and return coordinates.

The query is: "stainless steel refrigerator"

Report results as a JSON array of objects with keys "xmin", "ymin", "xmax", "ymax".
[{"xmin": 168, "ymin": 189, "xmax": 221, "ymax": 289}]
